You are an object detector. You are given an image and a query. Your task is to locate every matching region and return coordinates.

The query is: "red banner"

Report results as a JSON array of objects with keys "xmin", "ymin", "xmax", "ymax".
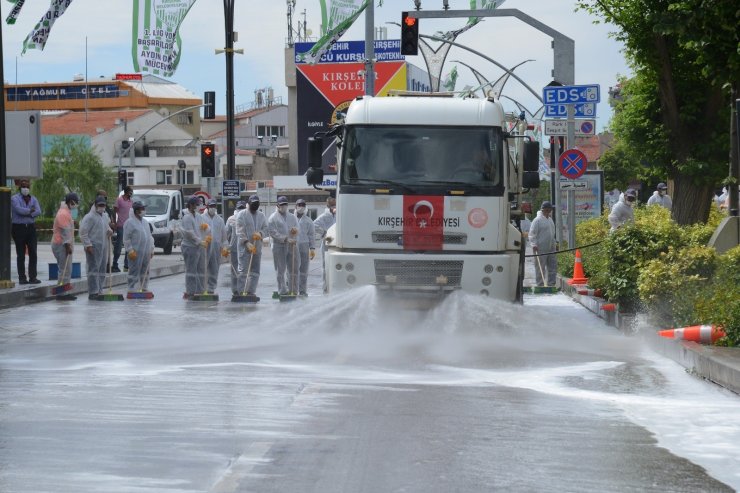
[{"xmin": 403, "ymin": 196, "xmax": 445, "ymax": 250}]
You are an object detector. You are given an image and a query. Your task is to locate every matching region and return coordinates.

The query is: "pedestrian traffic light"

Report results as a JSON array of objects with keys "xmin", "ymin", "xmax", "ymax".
[
  {"xmin": 201, "ymin": 143, "xmax": 216, "ymax": 178},
  {"xmin": 203, "ymin": 91, "xmax": 215, "ymax": 120},
  {"xmin": 401, "ymin": 12, "xmax": 419, "ymax": 56}
]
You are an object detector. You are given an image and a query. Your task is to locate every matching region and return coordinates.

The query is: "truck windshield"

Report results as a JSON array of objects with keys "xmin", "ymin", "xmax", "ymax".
[
  {"xmin": 132, "ymin": 194, "xmax": 169, "ymax": 215},
  {"xmin": 341, "ymin": 125, "xmax": 503, "ymax": 188}
]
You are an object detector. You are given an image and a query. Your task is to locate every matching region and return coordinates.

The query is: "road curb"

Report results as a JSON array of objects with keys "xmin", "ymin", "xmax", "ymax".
[
  {"xmin": 0, "ymin": 263, "xmax": 185, "ymax": 310},
  {"xmin": 557, "ymin": 276, "xmax": 740, "ymax": 395}
]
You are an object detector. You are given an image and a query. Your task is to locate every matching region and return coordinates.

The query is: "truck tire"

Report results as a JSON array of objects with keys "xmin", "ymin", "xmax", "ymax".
[{"xmin": 164, "ymin": 233, "xmax": 174, "ymax": 255}]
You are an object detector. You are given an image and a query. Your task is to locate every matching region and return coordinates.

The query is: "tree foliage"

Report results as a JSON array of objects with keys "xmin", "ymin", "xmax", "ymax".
[
  {"xmin": 32, "ymin": 136, "xmax": 116, "ymax": 217},
  {"xmin": 576, "ymin": 0, "xmax": 734, "ymax": 224}
]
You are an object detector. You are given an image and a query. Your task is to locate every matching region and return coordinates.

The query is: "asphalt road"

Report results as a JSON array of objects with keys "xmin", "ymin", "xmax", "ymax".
[{"xmin": 0, "ymin": 257, "xmax": 739, "ymax": 493}]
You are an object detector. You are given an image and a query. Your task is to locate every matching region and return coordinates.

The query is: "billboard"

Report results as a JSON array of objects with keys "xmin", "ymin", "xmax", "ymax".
[{"xmin": 296, "ymin": 61, "xmax": 407, "ymax": 174}]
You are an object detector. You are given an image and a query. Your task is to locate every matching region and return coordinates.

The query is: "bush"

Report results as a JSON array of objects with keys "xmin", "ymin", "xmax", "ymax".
[
  {"xmin": 695, "ymin": 246, "xmax": 740, "ymax": 346},
  {"xmin": 638, "ymin": 245, "xmax": 717, "ymax": 327}
]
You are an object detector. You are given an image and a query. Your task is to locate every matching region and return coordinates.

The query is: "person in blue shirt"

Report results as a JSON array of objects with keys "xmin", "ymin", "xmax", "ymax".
[{"xmin": 10, "ymin": 179, "xmax": 42, "ymax": 284}]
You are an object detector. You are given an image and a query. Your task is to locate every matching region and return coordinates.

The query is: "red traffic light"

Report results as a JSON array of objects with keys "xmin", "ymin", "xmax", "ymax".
[
  {"xmin": 203, "ymin": 146, "xmax": 213, "ymax": 156},
  {"xmin": 404, "ymin": 16, "xmax": 416, "ymax": 27}
]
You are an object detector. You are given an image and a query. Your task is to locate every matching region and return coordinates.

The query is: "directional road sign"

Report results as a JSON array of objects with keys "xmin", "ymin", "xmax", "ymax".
[
  {"xmin": 558, "ymin": 148, "xmax": 588, "ymax": 180},
  {"xmin": 544, "ymin": 103, "xmax": 597, "ymax": 118},
  {"xmin": 544, "ymin": 119, "xmax": 596, "ymax": 136},
  {"xmin": 542, "ymin": 84, "xmax": 601, "ymax": 105}
]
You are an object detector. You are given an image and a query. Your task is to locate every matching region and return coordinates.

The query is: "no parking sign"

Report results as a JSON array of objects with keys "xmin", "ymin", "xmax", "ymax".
[{"xmin": 558, "ymin": 149, "xmax": 588, "ymax": 180}]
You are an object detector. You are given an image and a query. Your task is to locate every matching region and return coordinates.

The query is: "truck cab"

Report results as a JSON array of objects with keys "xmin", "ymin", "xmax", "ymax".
[
  {"xmin": 131, "ymin": 188, "xmax": 183, "ymax": 254},
  {"xmin": 307, "ymin": 94, "xmax": 539, "ymax": 302}
]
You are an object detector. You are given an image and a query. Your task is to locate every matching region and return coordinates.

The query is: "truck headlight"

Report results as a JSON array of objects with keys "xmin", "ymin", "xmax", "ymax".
[{"xmin": 154, "ymin": 220, "xmax": 167, "ymax": 228}]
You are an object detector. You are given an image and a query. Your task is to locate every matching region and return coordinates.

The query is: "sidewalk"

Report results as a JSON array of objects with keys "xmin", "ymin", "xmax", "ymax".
[
  {"xmin": 0, "ymin": 242, "xmax": 185, "ymax": 309},
  {"xmin": 556, "ymin": 274, "xmax": 740, "ymax": 395}
]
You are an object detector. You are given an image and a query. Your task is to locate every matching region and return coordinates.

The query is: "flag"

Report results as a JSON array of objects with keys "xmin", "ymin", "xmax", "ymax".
[
  {"xmin": 468, "ymin": 0, "xmax": 506, "ymax": 26},
  {"xmin": 132, "ymin": 0, "xmax": 197, "ymax": 77},
  {"xmin": 21, "ymin": 0, "xmax": 76, "ymax": 54},
  {"xmin": 442, "ymin": 66, "xmax": 458, "ymax": 92},
  {"xmin": 301, "ymin": 0, "xmax": 382, "ymax": 65},
  {"xmin": 5, "ymin": 0, "xmax": 27, "ymax": 25}
]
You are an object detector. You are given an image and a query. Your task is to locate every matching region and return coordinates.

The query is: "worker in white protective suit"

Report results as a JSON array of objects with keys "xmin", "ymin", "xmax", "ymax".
[
  {"xmin": 181, "ymin": 196, "xmax": 209, "ymax": 298},
  {"xmin": 202, "ymin": 198, "xmax": 228, "ymax": 294},
  {"xmin": 268, "ymin": 196, "xmax": 300, "ymax": 295},
  {"xmin": 528, "ymin": 201, "xmax": 558, "ymax": 287},
  {"xmin": 608, "ymin": 188, "xmax": 637, "ymax": 232},
  {"xmin": 646, "ymin": 182, "xmax": 672, "ymax": 211},
  {"xmin": 236, "ymin": 195, "xmax": 268, "ymax": 299},
  {"xmin": 123, "ymin": 201, "xmax": 155, "ymax": 292},
  {"xmin": 226, "ymin": 200, "xmax": 246, "ymax": 295},
  {"xmin": 294, "ymin": 198, "xmax": 316, "ymax": 296},
  {"xmin": 313, "ymin": 196, "xmax": 336, "ymax": 291},
  {"xmin": 79, "ymin": 195, "xmax": 113, "ymax": 300}
]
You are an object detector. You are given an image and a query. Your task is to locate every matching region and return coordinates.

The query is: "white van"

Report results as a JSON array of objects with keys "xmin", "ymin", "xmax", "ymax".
[{"xmin": 131, "ymin": 188, "xmax": 183, "ymax": 254}]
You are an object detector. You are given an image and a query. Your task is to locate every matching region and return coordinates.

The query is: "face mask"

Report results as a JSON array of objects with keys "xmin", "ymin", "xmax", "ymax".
[
  {"xmin": 208, "ymin": 207, "xmax": 216, "ymax": 216},
  {"xmin": 249, "ymin": 202, "xmax": 260, "ymax": 212},
  {"xmin": 135, "ymin": 209, "xmax": 144, "ymax": 217},
  {"xmin": 20, "ymin": 188, "xmax": 30, "ymax": 196},
  {"xmin": 278, "ymin": 205, "xmax": 288, "ymax": 214},
  {"xmin": 296, "ymin": 206, "xmax": 306, "ymax": 215},
  {"xmin": 658, "ymin": 191, "xmax": 664, "ymax": 196},
  {"xmin": 96, "ymin": 206, "xmax": 106, "ymax": 213},
  {"xmin": 330, "ymin": 207, "xmax": 336, "ymax": 215},
  {"xmin": 71, "ymin": 208, "xmax": 79, "ymax": 220}
]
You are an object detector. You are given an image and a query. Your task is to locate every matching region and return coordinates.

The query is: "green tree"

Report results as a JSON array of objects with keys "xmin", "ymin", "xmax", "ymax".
[
  {"xmin": 32, "ymin": 136, "xmax": 116, "ymax": 217},
  {"xmin": 577, "ymin": 0, "xmax": 733, "ymax": 224}
]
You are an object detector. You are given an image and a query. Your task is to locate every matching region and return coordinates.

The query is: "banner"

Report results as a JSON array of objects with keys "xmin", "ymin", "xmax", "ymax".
[
  {"xmin": 442, "ymin": 66, "xmax": 458, "ymax": 92},
  {"xmin": 21, "ymin": 0, "xmax": 75, "ymax": 54},
  {"xmin": 132, "ymin": 0, "xmax": 197, "ymax": 77},
  {"xmin": 302, "ymin": 0, "xmax": 382, "ymax": 65},
  {"xmin": 467, "ymin": 0, "xmax": 506, "ymax": 26},
  {"xmin": 5, "ymin": 0, "xmax": 26, "ymax": 25}
]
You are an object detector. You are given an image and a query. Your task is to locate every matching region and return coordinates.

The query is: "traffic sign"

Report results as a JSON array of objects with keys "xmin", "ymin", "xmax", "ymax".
[
  {"xmin": 544, "ymin": 103, "xmax": 597, "ymax": 118},
  {"xmin": 542, "ymin": 84, "xmax": 600, "ymax": 105},
  {"xmin": 559, "ymin": 180, "xmax": 590, "ymax": 191},
  {"xmin": 544, "ymin": 119, "xmax": 596, "ymax": 136},
  {"xmin": 558, "ymin": 149, "xmax": 588, "ymax": 180},
  {"xmin": 222, "ymin": 179, "xmax": 240, "ymax": 198}
]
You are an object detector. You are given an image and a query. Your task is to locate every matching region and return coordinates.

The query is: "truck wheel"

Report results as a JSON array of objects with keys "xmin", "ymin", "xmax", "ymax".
[{"xmin": 164, "ymin": 233, "xmax": 174, "ymax": 255}]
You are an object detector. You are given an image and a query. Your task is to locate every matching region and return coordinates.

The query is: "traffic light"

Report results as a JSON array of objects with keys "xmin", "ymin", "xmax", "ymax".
[
  {"xmin": 118, "ymin": 169, "xmax": 127, "ymax": 189},
  {"xmin": 401, "ymin": 12, "xmax": 419, "ymax": 56},
  {"xmin": 203, "ymin": 91, "xmax": 215, "ymax": 120},
  {"xmin": 201, "ymin": 143, "xmax": 216, "ymax": 178}
]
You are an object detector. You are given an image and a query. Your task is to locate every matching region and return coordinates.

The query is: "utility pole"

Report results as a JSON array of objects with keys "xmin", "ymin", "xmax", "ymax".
[
  {"xmin": 217, "ymin": 0, "xmax": 243, "ymax": 181},
  {"xmin": 0, "ymin": 21, "xmax": 12, "ymax": 287}
]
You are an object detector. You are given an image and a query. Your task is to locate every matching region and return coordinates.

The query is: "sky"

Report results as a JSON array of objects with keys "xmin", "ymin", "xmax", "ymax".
[{"xmin": 1, "ymin": 0, "xmax": 631, "ymax": 133}]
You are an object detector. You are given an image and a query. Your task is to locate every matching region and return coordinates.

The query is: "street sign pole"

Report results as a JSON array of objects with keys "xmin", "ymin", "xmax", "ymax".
[{"xmin": 567, "ymin": 104, "xmax": 576, "ymax": 248}]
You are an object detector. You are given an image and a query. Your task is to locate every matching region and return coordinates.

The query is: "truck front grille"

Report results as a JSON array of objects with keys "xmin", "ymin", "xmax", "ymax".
[
  {"xmin": 371, "ymin": 231, "xmax": 468, "ymax": 245},
  {"xmin": 373, "ymin": 259, "xmax": 464, "ymax": 287}
]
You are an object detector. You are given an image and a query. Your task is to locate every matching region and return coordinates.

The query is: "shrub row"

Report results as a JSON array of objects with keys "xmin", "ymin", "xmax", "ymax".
[{"xmin": 560, "ymin": 206, "xmax": 739, "ymax": 345}]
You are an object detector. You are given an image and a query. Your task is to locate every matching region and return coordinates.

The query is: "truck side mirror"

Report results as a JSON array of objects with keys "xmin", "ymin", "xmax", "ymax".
[
  {"xmin": 523, "ymin": 171, "xmax": 540, "ymax": 189},
  {"xmin": 523, "ymin": 141, "xmax": 539, "ymax": 172},
  {"xmin": 306, "ymin": 136, "xmax": 325, "ymax": 186},
  {"xmin": 306, "ymin": 167, "xmax": 324, "ymax": 186}
]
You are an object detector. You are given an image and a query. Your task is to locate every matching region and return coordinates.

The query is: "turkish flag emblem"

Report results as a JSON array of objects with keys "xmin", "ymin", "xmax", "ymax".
[{"xmin": 403, "ymin": 196, "xmax": 444, "ymax": 250}]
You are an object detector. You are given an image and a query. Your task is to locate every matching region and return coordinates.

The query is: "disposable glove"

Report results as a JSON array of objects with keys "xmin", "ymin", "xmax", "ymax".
[
  {"xmin": 128, "ymin": 249, "xmax": 137, "ymax": 261},
  {"xmin": 309, "ymin": 249, "xmax": 316, "ymax": 260}
]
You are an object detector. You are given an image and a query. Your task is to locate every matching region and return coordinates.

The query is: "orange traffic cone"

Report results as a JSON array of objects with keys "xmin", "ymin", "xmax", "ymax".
[
  {"xmin": 577, "ymin": 288, "xmax": 603, "ymax": 297},
  {"xmin": 658, "ymin": 325, "xmax": 726, "ymax": 344},
  {"xmin": 568, "ymin": 249, "xmax": 589, "ymax": 285},
  {"xmin": 601, "ymin": 303, "xmax": 617, "ymax": 312}
]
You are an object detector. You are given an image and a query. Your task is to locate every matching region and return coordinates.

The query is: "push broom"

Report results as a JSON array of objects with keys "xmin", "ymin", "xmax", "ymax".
[
  {"xmin": 99, "ymin": 237, "xmax": 124, "ymax": 301},
  {"xmin": 191, "ymin": 235, "xmax": 218, "ymax": 302},
  {"xmin": 126, "ymin": 249, "xmax": 154, "ymax": 300},
  {"xmin": 232, "ymin": 243, "xmax": 259, "ymax": 303},
  {"xmin": 51, "ymin": 252, "xmax": 73, "ymax": 296}
]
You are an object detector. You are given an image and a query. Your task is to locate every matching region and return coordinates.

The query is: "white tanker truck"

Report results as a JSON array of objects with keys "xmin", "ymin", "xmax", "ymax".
[{"xmin": 306, "ymin": 93, "xmax": 540, "ymax": 302}]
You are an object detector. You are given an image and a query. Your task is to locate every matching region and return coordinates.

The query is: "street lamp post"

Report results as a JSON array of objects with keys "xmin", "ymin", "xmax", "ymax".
[
  {"xmin": 0, "ymin": 21, "xmax": 12, "ymax": 287},
  {"xmin": 217, "ymin": 1, "xmax": 243, "ymax": 181}
]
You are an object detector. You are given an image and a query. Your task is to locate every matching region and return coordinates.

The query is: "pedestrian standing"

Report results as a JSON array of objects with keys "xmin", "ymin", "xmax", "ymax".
[
  {"xmin": 113, "ymin": 186, "xmax": 133, "ymax": 272},
  {"xmin": 201, "ymin": 199, "xmax": 228, "ymax": 294},
  {"xmin": 313, "ymin": 196, "xmax": 336, "ymax": 291},
  {"xmin": 294, "ymin": 199, "xmax": 316, "ymax": 296},
  {"xmin": 236, "ymin": 195, "xmax": 268, "ymax": 299},
  {"xmin": 51, "ymin": 192, "xmax": 79, "ymax": 300},
  {"xmin": 79, "ymin": 195, "xmax": 113, "ymax": 300},
  {"xmin": 646, "ymin": 182, "xmax": 672, "ymax": 210},
  {"xmin": 226, "ymin": 200, "xmax": 246, "ymax": 295},
  {"xmin": 608, "ymin": 189, "xmax": 637, "ymax": 232},
  {"xmin": 529, "ymin": 201, "xmax": 558, "ymax": 287},
  {"xmin": 10, "ymin": 179, "xmax": 42, "ymax": 285},
  {"xmin": 123, "ymin": 201, "xmax": 155, "ymax": 292},
  {"xmin": 268, "ymin": 196, "xmax": 300, "ymax": 295},
  {"xmin": 180, "ymin": 196, "xmax": 209, "ymax": 298}
]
